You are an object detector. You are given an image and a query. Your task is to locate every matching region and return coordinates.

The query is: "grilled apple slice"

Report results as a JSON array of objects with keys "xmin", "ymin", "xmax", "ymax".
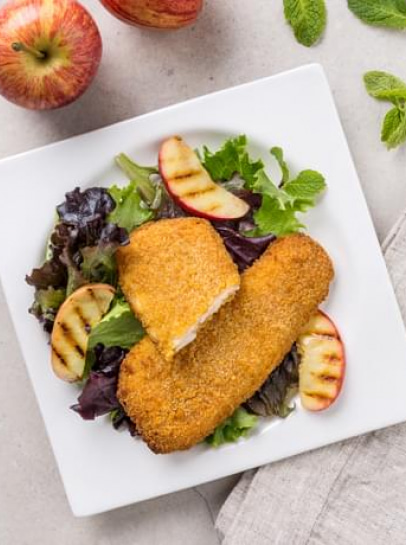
[
  {"xmin": 297, "ymin": 310, "xmax": 345, "ymax": 411},
  {"xmin": 159, "ymin": 136, "xmax": 250, "ymax": 220},
  {"xmin": 51, "ymin": 284, "xmax": 115, "ymax": 382}
]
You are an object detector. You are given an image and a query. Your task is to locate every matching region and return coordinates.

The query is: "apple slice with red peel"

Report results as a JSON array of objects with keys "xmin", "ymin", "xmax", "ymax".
[
  {"xmin": 159, "ymin": 136, "xmax": 250, "ymax": 220},
  {"xmin": 51, "ymin": 284, "xmax": 115, "ymax": 382},
  {"xmin": 297, "ymin": 310, "xmax": 345, "ymax": 411}
]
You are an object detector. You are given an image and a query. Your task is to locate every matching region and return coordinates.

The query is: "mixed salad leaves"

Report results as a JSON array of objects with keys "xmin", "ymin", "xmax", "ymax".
[{"xmin": 26, "ymin": 135, "xmax": 326, "ymax": 447}]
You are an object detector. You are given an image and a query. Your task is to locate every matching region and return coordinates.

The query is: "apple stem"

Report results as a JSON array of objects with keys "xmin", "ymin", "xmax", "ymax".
[{"xmin": 12, "ymin": 42, "xmax": 46, "ymax": 60}]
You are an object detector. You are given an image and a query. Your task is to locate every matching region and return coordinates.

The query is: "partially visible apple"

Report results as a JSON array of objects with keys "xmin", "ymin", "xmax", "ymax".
[
  {"xmin": 0, "ymin": 0, "xmax": 102, "ymax": 110},
  {"xmin": 99, "ymin": 0, "xmax": 203, "ymax": 29},
  {"xmin": 159, "ymin": 136, "xmax": 250, "ymax": 220},
  {"xmin": 51, "ymin": 283, "xmax": 115, "ymax": 382},
  {"xmin": 297, "ymin": 310, "xmax": 345, "ymax": 411}
]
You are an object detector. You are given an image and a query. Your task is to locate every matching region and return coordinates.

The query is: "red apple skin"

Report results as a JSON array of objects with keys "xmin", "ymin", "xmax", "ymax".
[
  {"xmin": 298, "ymin": 310, "xmax": 346, "ymax": 412},
  {"xmin": 0, "ymin": 0, "xmax": 102, "ymax": 110},
  {"xmin": 158, "ymin": 144, "xmax": 250, "ymax": 221},
  {"xmin": 99, "ymin": 0, "xmax": 203, "ymax": 29}
]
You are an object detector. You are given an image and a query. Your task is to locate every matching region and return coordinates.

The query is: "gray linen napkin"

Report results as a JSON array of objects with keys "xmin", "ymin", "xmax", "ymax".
[{"xmin": 216, "ymin": 210, "xmax": 406, "ymax": 545}]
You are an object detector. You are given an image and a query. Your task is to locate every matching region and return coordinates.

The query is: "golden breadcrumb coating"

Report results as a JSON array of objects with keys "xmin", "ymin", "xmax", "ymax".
[
  {"xmin": 116, "ymin": 218, "xmax": 240, "ymax": 361},
  {"xmin": 118, "ymin": 234, "xmax": 334, "ymax": 454}
]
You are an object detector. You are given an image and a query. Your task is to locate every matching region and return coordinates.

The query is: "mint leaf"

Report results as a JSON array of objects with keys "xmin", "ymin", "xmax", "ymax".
[
  {"xmin": 108, "ymin": 182, "xmax": 153, "ymax": 233},
  {"xmin": 348, "ymin": 0, "xmax": 406, "ymax": 29},
  {"xmin": 115, "ymin": 153, "xmax": 158, "ymax": 205},
  {"xmin": 283, "ymin": 170, "xmax": 326, "ymax": 211},
  {"xmin": 202, "ymin": 135, "xmax": 264, "ymax": 187},
  {"xmin": 270, "ymin": 147, "xmax": 290, "ymax": 185},
  {"xmin": 205, "ymin": 408, "xmax": 258, "ymax": 447},
  {"xmin": 381, "ymin": 107, "xmax": 406, "ymax": 149},
  {"xmin": 253, "ymin": 196, "xmax": 305, "ymax": 237},
  {"xmin": 283, "ymin": 0, "xmax": 327, "ymax": 47},
  {"xmin": 364, "ymin": 71, "xmax": 406, "ymax": 102}
]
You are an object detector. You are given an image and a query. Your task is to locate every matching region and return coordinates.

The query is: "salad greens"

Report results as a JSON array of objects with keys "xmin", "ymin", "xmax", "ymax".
[
  {"xmin": 84, "ymin": 298, "xmax": 145, "ymax": 378},
  {"xmin": 245, "ymin": 345, "xmax": 299, "ymax": 418},
  {"xmin": 205, "ymin": 408, "xmax": 258, "ymax": 447},
  {"xmin": 26, "ymin": 187, "xmax": 129, "ymax": 330},
  {"xmin": 364, "ymin": 70, "xmax": 406, "ymax": 149},
  {"xmin": 202, "ymin": 135, "xmax": 264, "ymax": 186},
  {"xmin": 88, "ymin": 298, "xmax": 145, "ymax": 351},
  {"xmin": 203, "ymin": 135, "xmax": 326, "ymax": 237},
  {"xmin": 29, "ymin": 287, "xmax": 66, "ymax": 332},
  {"xmin": 71, "ymin": 345, "xmax": 131, "ymax": 429},
  {"xmin": 27, "ymin": 134, "xmax": 327, "ymax": 447},
  {"xmin": 108, "ymin": 182, "xmax": 153, "ymax": 232},
  {"xmin": 114, "ymin": 153, "xmax": 158, "ymax": 206}
]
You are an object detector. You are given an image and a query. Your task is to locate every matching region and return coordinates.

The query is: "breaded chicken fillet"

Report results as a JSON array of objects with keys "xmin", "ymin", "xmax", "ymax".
[
  {"xmin": 116, "ymin": 218, "xmax": 240, "ymax": 361},
  {"xmin": 118, "ymin": 234, "xmax": 334, "ymax": 453}
]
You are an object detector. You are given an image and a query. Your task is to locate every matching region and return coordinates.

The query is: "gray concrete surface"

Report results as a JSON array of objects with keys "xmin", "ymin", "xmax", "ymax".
[{"xmin": 0, "ymin": 1, "xmax": 405, "ymax": 544}]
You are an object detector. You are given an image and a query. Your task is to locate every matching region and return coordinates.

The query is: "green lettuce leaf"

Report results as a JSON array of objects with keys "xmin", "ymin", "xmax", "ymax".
[
  {"xmin": 250, "ymin": 149, "xmax": 326, "ymax": 236},
  {"xmin": 252, "ymin": 170, "xmax": 293, "ymax": 209},
  {"xmin": 253, "ymin": 196, "xmax": 305, "ymax": 236},
  {"xmin": 270, "ymin": 146, "xmax": 290, "ymax": 185},
  {"xmin": 202, "ymin": 135, "xmax": 264, "ymax": 187},
  {"xmin": 205, "ymin": 408, "xmax": 258, "ymax": 447},
  {"xmin": 84, "ymin": 298, "xmax": 145, "ymax": 376},
  {"xmin": 283, "ymin": 170, "xmax": 326, "ymax": 211},
  {"xmin": 29, "ymin": 287, "xmax": 66, "ymax": 331},
  {"xmin": 87, "ymin": 298, "xmax": 145, "ymax": 352},
  {"xmin": 80, "ymin": 245, "xmax": 117, "ymax": 286},
  {"xmin": 108, "ymin": 182, "xmax": 153, "ymax": 232},
  {"xmin": 115, "ymin": 153, "xmax": 158, "ymax": 205}
]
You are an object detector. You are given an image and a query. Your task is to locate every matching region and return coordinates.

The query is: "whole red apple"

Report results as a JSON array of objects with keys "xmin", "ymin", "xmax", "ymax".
[
  {"xmin": 99, "ymin": 0, "xmax": 203, "ymax": 29},
  {"xmin": 0, "ymin": 0, "xmax": 102, "ymax": 110}
]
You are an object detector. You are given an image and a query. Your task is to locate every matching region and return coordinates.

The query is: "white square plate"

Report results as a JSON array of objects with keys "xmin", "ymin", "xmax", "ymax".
[{"xmin": 1, "ymin": 64, "xmax": 406, "ymax": 517}]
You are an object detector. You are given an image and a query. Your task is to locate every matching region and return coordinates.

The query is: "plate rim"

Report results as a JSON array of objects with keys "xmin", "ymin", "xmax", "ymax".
[{"xmin": 2, "ymin": 62, "xmax": 406, "ymax": 516}]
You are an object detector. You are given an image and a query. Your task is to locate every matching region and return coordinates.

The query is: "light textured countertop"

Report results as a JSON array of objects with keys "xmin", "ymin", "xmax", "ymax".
[{"xmin": 1, "ymin": 1, "xmax": 405, "ymax": 544}]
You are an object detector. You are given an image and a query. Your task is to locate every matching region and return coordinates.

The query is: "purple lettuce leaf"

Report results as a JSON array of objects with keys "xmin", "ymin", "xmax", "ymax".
[
  {"xmin": 244, "ymin": 345, "xmax": 299, "ymax": 418},
  {"xmin": 26, "ymin": 258, "xmax": 67, "ymax": 290},
  {"xmin": 56, "ymin": 187, "xmax": 116, "ymax": 242},
  {"xmin": 215, "ymin": 226, "xmax": 276, "ymax": 272},
  {"xmin": 71, "ymin": 344, "xmax": 136, "ymax": 435},
  {"xmin": 26, "ymin": 188, "xmax": 129, "ymax": 330},
  {"xmin": 71, "ymin": 344, "xmax": 126, "ymax": 420}
]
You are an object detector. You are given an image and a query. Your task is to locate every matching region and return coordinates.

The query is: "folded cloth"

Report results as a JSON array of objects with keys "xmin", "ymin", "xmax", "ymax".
[{"xmin": 216, "ymin": 210, "xmax": 406, "ymax": 545}]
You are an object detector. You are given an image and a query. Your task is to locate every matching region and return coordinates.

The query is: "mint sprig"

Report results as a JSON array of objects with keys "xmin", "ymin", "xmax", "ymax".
[
  {"xmin": 364, "ymin": 71, "xmax": 406, "ymax": 102},
  {"xmin": 381, "ymin": 107, "xmax": 406, "ymax": 149},
  {"xmin": 348, "ymin": 0, "xmax": 406, "ymax": 30},
  {"xmin": 283, "ymin": 0, "xmax": 327, "ymax": 47},
  {"xmin": 364, "ymin": 70, "xmax": 406, "ymax": 149}
]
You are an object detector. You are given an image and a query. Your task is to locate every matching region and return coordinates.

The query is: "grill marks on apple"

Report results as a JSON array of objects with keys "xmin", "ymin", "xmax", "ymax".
[
  {"xmin": 51, "ymin": 284, "xmax": 115, "ymax": 382},
  {"xmin": 297, "ymin": 311, "xmax": 345, "ymax": 411},
  {"xmin": 159, "ymin": 136, "xmax": 250, "ymax": 220}
]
